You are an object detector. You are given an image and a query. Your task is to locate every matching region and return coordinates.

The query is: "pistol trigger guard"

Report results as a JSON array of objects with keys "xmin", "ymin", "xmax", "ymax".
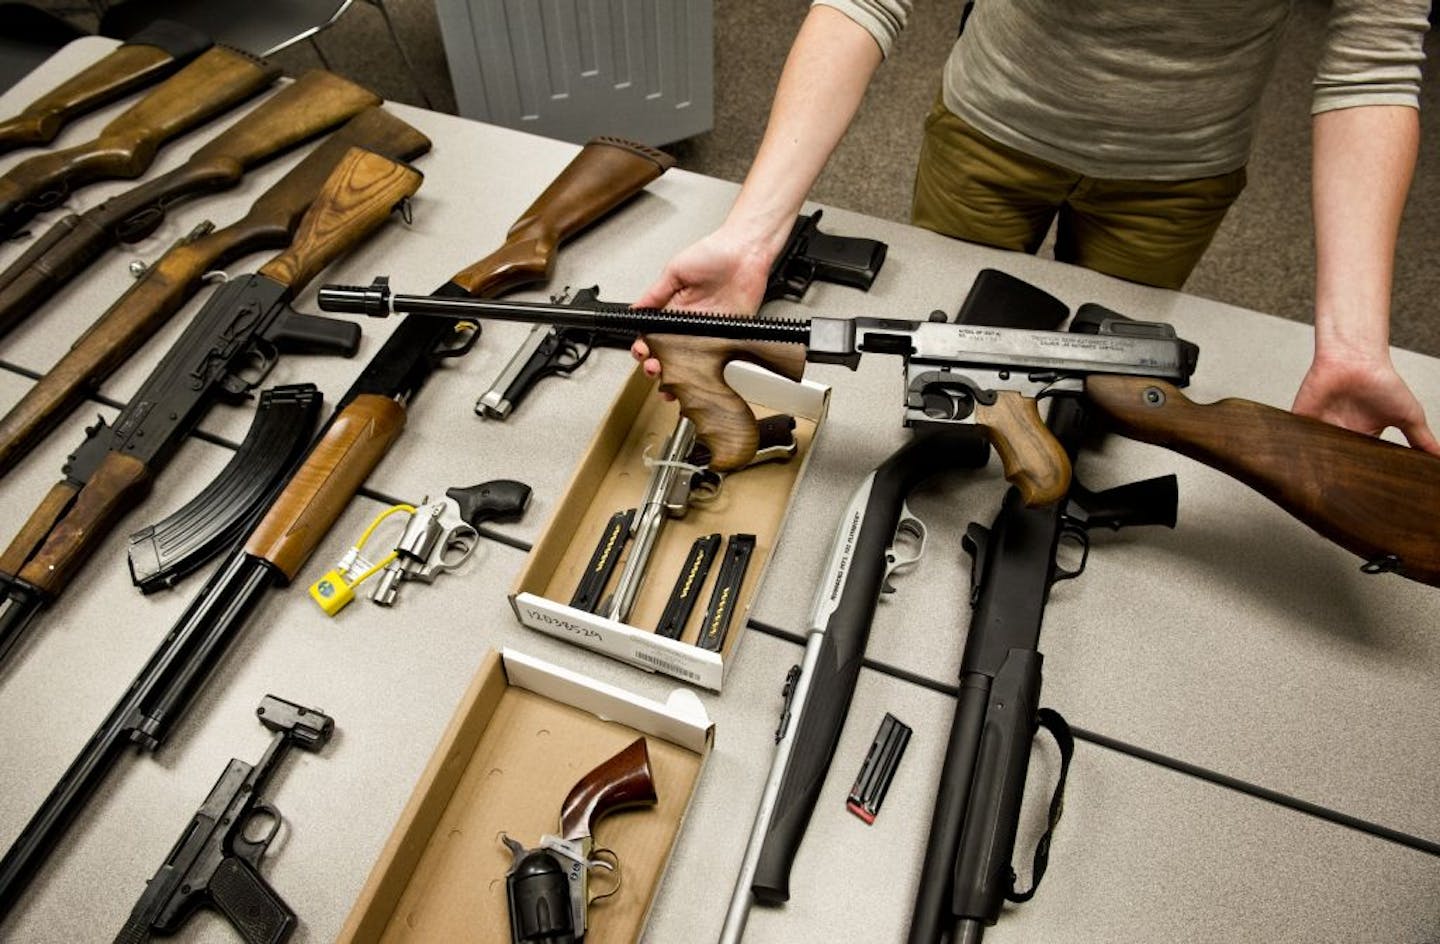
[
  {"xmin": 587, "ymin": 847, "xmax": 621, "ymax": 905},
  {"xmin": 881, "ymin": 504, "xmax": 926, "ymax": 594},
  {"xmin": 231, "ymin": 802, "xmax": 282, "ymax": 864}
]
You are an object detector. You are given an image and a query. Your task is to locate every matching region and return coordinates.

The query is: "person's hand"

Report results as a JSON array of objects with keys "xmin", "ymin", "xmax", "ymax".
[
  {"xmin": 629, "ymin": 226, "xmax": 776, "ymax": 385},
  {"xmin": 1292, "ymin": 350, "xmax": 1440, "ymax": 454}
]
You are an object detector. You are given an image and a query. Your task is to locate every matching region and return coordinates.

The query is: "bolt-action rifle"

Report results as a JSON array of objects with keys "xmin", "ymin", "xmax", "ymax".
[
  {"xmin": 0, "ymin": 147, "xmax": 423, "ymax": 667},
  {"xmin": 0, "ymin": 46, "xmax": 279, "ymax": 240},
  {"xmin": 0, "ymin": 69, "xmax": 381, "ymax": 340},
  {"xmin": 0, "ymin": 107, "xmax": 432, "ymax": 480},
  {"xmin": 0, "ymin": 21, "xmax": 212, "ymax": 154},
  {"xmin": 0, "ymin": 136, "xmax": 676, "ymax": 920},
  {"xmin": 317, "ymin": 273, "xmax": 1440, "ymax": 587}
]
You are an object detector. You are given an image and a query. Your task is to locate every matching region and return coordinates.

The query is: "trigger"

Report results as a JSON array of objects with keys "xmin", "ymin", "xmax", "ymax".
[
  {"xmin": 881, "ymin": 504, "xmax": 927, "ymax": 594},
  {"xmin": 587, "ymin": 848, "xmax": 621, "ymax": 905}
]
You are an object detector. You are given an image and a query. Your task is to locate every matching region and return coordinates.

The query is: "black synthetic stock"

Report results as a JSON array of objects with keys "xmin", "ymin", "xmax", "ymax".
[{"xmin": 750, "ymin": 429, "xmax": 988, "ymax": 903}]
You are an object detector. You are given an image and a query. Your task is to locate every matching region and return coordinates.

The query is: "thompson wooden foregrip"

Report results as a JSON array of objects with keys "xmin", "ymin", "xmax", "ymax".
[
  {"xmin": 0, "ymin": 47, "xmax": 276, "ymax": 213},
  {"xmin": 448, "ymin": 136, "xmax": 675, "ymax": 297},
  {"xmin": 244, "ymin": 394, "xmax": 406, "ymax": 581},
  {"xmin": 0, "ymin": 44, "xmax": 178, "ymax": 153},
  {"xmin": 13, "ymin": 452, "xmax": 153, "ymax": 596},
  {"xmin": 1085, "ymin": 375, "xmax": 1440, "ymax": 586},
  {"xmin": 257, "ymin": 147, "xmax": 422, "ymax": 290},
  {"xmin": 559, "ymin": 737, "xmax": 657, "ymax": 842},
  {"xmin": 642, "ymin": 335, "xmax": 807, "ymax": 471},
  {"xmin": 973, "ymin": 391, "xmax": 1072, "ymax": 506}
]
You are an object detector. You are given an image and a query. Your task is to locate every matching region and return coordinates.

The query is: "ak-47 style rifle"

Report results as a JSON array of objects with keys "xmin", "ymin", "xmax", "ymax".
[
  {"xmin": 317, "ymin": 274, "xmax": 1440, "ymax": 588},
  {"xmin": 0, "ymin": 147, "xmax": 423, "ymax": 666},
  {"xmin": 0, "ymin": 69, "xmax": 381, "ymax": 338},
  {"xmin": 0, "ymin": 46, "xmax": 278, "ymax": 240},
  {"xmin": 0, "ymin": 136, "xmax": 675, "ymax": 920},
  {"xmin": 0, "ymin": 107, "xmax": 432, "ymax": 480},
  {"xmin": 0, "ymin": 22, "xmax": 212, "ymax": 154}
]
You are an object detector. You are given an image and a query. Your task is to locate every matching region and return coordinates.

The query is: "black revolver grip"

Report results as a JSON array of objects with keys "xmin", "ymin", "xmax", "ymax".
[
  {"xmin": 446, "ymin": 479, "xmax": 532, "ymax": 527},
  {"xmin": 210, "ymin": 856, "xmax": 296, "ymax": 944}
]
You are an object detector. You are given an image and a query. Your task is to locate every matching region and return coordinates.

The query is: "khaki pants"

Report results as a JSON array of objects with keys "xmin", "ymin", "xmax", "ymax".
[{"xmin": 911, "ymin": 99, "xmax": 1247, "ymax": 290}]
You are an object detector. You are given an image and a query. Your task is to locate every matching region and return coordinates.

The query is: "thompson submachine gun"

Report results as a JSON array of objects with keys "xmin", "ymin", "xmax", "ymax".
[
  {"xmin": 0, "ymin": 69, "xmax": 380, "ymax": 339},
  {"xmin": 0, "ymin": 137, "xmax": 675, "ymax": 918},
  {"xmin": 0, "ymin": 107, "xmax": 432, "ymax": 479},
  {"xmin": 0, "ymin": 46, "xmax": 278, "ymax": 240},
  {"xmin": 0, "ymin": 147, "xmax": 422, "ymax": 666},
  {"xmin": 0, "ymin": 21, "xmax": 211, "ymax": 154},
  {"xmin": 318, "ymin": 271, "xmax": 1440, "ymax": 588},
  {"xmin": 475, "ymin": 208, "xmax": 887, "ymax": 419},
  {"xmin": 115, "ymin": 695, "xmax": 335, "ymax": 944},
  {"xmin": 502, "ymin": 737, "xmax": 657, "ymax": 943}
]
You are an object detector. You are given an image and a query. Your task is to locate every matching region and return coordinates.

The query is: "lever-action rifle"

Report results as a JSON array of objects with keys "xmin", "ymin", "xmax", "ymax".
[
  {"xmin": 0, "ymin": 107, "xmax": 433, "ymax": 479},
  {"xmin": 0, "ymin": 147, "xmax": 423, "ymax": 667},
  {"xmin": 0, "ymin": 46, "xmax": 279, "ymax": 240},
  {"xmin": 0, "ymin": 21, "xmax": 211, "ymax": 154},
  {"xmin": 0, "ymin": 69, "xmax": 381, "ymax": 339},
  {"xmin": 0, "ymin": 136, "xmax": 675, "ymax": 919},
  {"xmin": 475, "ymin": 208, "xmax": 887, "ymax": 419},
  {"xmin": 317, "ymin": 276, "xmax": 1440, "ymax": 587}
]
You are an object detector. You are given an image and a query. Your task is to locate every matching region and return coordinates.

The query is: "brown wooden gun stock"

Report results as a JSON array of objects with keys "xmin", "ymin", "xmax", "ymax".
[
  {"xmin": 0, "ymin": 108, "xmax": 431, "ymax": 479},
  {"xmin": 448, "ymin": 136, "xmax": 675, "ymax": 297},
  {"xmin": 0, "ymin": 69, "xmax": 380, "ymax": 338},
  {"xmin": 1085, "ymin": 375, "xmax": 1440, "ymax": 586},
  {"xmin": 0, "ymin": 147, "xmax": 421, "ymax": 604},
  {"xmin": 559, "ymin": 738, "xmax": 657, "ymax": 842},
  {"xmin": 0, "ymin": 46, "xmax": 277, "ymax": 235},
  {"xmin": 0, "ymin": 26, "xmax": 211, "ymax": 154}
]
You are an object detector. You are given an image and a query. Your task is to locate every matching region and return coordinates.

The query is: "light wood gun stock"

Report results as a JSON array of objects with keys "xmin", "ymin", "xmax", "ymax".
[
  {"xmin": 0, "ymin": 109, "xmax": 431, "ymax": 479},
  {"xmin": 0, "ymin": 69, "xmax": 380, "ymax": 337},
  {"xmin": 0, "ymin": 23, "xmax": 212, "ymax": 154},
  {"xmin": 1085, "ymin": 375, "xmax": 1440, "ymax": 587},
  {"xmin": 0, "ymin": 46, "xmax": 278, "ymax": 237}
]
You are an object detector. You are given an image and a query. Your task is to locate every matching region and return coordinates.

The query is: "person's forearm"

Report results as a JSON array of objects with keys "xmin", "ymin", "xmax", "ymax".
[
  {"xmin": 723, "ymin": 6, "xmax": 885, "ymax": 261},
  {"xmin": 1311, "ymin": 104, "xmax": 1418, "ymax": 363}
]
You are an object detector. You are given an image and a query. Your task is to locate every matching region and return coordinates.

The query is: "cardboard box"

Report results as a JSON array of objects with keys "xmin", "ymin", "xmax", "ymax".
[
  {"xmin": 340, "ymin": 648, "xmax": 713, "ymax": 943},
  {"xmin": 511, "ymin": 363, "xmax": 829, "ymax": 690}
]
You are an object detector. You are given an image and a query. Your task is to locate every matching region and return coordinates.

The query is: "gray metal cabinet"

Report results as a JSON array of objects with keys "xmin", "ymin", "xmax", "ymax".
[{"xmin": 434, "ymin": 0, "xmax": 713, "ymax": 145}]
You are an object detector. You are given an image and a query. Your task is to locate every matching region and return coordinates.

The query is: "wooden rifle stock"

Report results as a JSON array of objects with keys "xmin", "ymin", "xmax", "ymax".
[
  {"xmin": 257, "ymin": 147, "xmax": 421, "ymax": 288},
  {"xmin": 1085, "ymin": 375, "xmax": 1440, "ymax": 586},
  {"xmin": 0, "ymin": 69, "xmax": 380, "ymax": 337},
  {"xmin": 559, "ymin": 738, "xmax": 657, "ymax": 842},
  {"xmin": 0, "ymin": 24, "xmax": 211, "ymax": 153},
  {"xmin": 0, "ymin": 147, "xmax": 420, "ymax": 610},
  {"xmin": 0, "ymin": 109, "xmax": 431, "ymax": 478},
  {"xmin": 448, "ymin": 136, "xmax": 675, "ymax": 296},
  {"xmin": 0, "ymin": 47, "xmax": 277, "ymax": 235}
]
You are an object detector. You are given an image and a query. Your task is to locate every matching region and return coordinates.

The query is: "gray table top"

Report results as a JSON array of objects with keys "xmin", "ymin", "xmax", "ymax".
[{"xmin": 0, "ymin": 38, "xmax": 1436, "ymax": 943}]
